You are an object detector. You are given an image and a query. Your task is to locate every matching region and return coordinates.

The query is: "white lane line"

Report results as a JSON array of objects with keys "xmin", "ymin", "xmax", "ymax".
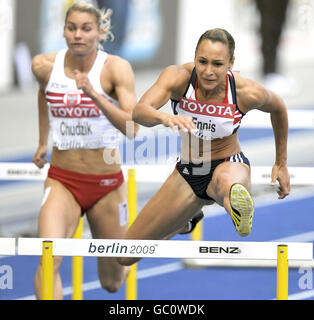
[
  {"xmin": 274, "ymin": 231, "xmax": 314, "ymax": 242},
  {"xmin": 288, "ymin": 290, "xmax": 314, "ymax": 300},
  {"xmin": 16, "ymin": 262, "xmax": 183, "ymax": 300}
]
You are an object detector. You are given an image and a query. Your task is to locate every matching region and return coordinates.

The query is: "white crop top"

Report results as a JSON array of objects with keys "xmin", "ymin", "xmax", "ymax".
[
  {"xmin": 45, "ymin": 49, "xmax": 120, "ymax": 150},
  {"xmin": 171, "ymin": 69, "xmax": 244, "ymax": 140}
]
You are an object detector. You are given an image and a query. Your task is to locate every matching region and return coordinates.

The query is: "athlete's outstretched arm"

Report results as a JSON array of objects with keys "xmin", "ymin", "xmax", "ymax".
[
  {"xmin": 236, "ymin": 74, "xmax": 290, "ymax": 199},
  {"xmin": 132, "ymin": 65, "xmax": 197, "ymax": 133},
  {"xmin": 260, "ymin": 90, "xmax": 290, "ymax": 199}
]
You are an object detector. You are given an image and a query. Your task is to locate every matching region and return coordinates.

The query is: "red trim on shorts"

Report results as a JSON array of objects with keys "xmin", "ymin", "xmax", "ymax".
[{"xmin": 48, "ymin": 165, "xmax": 124, "ymax": 214}]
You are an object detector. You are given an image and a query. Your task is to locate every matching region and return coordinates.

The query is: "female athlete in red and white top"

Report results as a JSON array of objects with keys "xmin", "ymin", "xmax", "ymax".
[{"xmin": 31, "ymin": 2, "xmax": 138, "ymax": 299}]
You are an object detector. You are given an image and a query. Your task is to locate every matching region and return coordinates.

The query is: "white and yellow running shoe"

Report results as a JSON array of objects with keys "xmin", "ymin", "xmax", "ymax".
[{"xmin": 229, "ymin": 183, "xmax": 254, "ymax": 237}]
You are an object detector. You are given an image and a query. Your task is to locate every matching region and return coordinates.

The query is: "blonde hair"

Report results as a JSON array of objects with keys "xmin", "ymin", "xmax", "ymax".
[{"xmin": 65, "ymin": 1, "xmax": 114, "ymax": 48}]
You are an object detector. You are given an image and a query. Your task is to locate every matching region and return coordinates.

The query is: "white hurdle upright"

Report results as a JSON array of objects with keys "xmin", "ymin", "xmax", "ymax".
[{"xmin": 17, "ymin": 238, "xmax": 313, "ymax": 300}]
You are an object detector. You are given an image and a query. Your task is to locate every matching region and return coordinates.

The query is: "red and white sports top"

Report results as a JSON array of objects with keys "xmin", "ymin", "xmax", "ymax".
[
  {"xmin": 45, "ymin": 49, "xmax": 120, "ymax": 150},
  {"xmin": 171, "ymin": 69, "xmax": 244, "ymax": 140}
]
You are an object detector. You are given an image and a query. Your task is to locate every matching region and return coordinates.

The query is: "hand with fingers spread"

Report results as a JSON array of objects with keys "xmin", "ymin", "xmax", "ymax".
[
  {"xmin": 271, "ymin": 164, "xmax": 290, "ymax": 199},
  {"xmin": 160, "ymin": 113, "xmax": 197, "ymax": 133}
]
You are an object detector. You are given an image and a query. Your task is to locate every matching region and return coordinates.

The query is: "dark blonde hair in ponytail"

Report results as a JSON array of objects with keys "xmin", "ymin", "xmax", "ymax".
[
  {"xmin": 65, "ymin": 1, "xmax": 114, "ymax": 49},
  {"xmin": 196, "ymin": 28, "xmax": 235, "ymax": 62}
]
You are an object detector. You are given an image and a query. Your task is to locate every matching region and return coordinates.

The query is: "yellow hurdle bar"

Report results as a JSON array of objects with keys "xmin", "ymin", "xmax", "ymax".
[
  {"xmin": 277, "ymin": 245, "xmax": 288, "ymax": 300},
  {"xmin": 126, "ymin": 169, "xmax": 137, "ymax": 300},
  {"xmin": 42, "ymin": 241, "xmax": 53, "ymax": 300},
  {"xmin": 72, "ymin": 217, "xmax": 84, "ymax": 300}
]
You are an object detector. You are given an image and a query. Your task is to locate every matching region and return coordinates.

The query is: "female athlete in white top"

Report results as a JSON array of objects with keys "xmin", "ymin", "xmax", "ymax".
[
  {"xmin": 31, "ymin": 2, "xmax": 138, "ymax": 299},
  {"xmin": 118, "ymin": 28, "xmax": 290, "ymax": 267}
]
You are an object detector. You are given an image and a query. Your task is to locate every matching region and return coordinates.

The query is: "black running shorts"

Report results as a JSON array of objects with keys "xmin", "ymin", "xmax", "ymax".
[{"xmin": 176, "ymin": 152, "xmax": 250, "ymax": 201}]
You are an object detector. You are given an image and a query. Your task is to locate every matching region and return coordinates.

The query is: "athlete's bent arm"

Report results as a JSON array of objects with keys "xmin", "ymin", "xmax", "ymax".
[
  {"xmin": 31, "ymin": 54, "xmax": 53, "ymax": 168},
  {"xmin": 74, "ymin": 57, "xmax": 138, "ymax": 138}
]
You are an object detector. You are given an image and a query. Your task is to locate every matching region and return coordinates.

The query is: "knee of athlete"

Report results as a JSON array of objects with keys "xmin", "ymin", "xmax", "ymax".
[
  {"xmin": 213, "ymin": 175, "xmax": 231, "ymax": 199},
  {"xmin": 117, "ymin": 256, "xmax": 132, "ymax": 266},
  {"xmin": 39, "ymin": 255, "xmax": 62, "ymax": 273},
  {"xmin": 99, "ymin": 276, "xmax": 124, "ymax": 293},
  {"xmin": 101, "ymin": 281, "xmax": 120, "ymax": 293}
]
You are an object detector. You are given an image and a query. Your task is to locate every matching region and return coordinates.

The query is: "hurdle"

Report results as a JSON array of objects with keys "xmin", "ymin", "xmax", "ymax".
[
  {"xmin": 16, "ymin": 237, "xmax": 313, "ymax": 300},
  {"xmin": 1, "ymin": 163, "xmax": 314, "ymax": 299}
]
